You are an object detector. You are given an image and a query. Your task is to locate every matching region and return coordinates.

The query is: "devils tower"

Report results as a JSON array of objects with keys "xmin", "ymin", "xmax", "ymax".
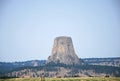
[{"xmin": 47, "ymin": 36, "xmax": 80, "ymax": 65}]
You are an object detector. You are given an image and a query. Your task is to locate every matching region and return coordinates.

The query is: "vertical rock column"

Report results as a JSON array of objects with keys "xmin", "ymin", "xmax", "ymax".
[{"xmin": 47, "ymin": 36, "xmax": 80, "ymax": 65}]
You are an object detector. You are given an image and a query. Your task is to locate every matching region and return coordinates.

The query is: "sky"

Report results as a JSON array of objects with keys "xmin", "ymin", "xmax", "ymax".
[{"xmin": 0, "ymin": 0, "xmax": 120, "ymax": 62}]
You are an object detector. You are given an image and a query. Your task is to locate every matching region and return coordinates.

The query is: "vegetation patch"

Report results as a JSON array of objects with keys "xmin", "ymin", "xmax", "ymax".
[{"xmin": 0, "ymin": 77, "xmax": 120, "ymax": 81}]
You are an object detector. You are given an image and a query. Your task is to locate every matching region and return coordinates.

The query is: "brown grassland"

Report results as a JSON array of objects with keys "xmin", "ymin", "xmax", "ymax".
[{"xmin": 0, "ymin": 77, "xmax": 120, "ymax": 81}]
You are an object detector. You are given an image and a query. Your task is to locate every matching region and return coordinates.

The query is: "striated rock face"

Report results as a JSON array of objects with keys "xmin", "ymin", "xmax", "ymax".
[{"xmin": 47, "ymin": 36, "xmax": 80, "ymax": 65}]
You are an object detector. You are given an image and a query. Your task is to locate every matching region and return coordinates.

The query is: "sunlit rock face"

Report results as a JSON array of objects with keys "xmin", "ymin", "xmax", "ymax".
[{"xmin": 47, "ymin": 36, "xmax": 80, "ymax": 65}]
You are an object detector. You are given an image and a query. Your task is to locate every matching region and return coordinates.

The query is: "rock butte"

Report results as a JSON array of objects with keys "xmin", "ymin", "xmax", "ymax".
[{"xmin": 47, "ymin": 36, "xmax": 80, "ymax": 65}]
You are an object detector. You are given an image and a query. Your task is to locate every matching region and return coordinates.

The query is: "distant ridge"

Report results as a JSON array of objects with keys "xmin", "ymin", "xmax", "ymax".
[
  {"xmin": 82, "ymin": 57, "xmax": 120, "ymax": 67},
  {"xmin": 0, "ymin": 57, "xmax": 120, "ymax": 67},
  {"xmin": 0, "ymin": 57, "xmax": 120, "ymax": 78}
]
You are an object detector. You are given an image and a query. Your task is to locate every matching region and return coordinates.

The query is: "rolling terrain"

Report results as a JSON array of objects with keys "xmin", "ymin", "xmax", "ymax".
[
  {"xmin": 0, "ymin": 57, "xmax": 120, "ymax": 78},
  {"xmin": 0, "ymin": 77, "xmax": 120, "ymax": 81}
]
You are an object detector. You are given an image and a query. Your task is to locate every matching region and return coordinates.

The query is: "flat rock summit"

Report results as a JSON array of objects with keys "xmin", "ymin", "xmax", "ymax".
[{"xmin": 47, "ymin": 36, "xmax": 80, "ymax": 65}]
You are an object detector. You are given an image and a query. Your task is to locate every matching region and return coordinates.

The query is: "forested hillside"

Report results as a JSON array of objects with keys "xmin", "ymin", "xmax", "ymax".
[{"xmin": 0, "ymin": 57, "xmax": 120, "ymax": 78}]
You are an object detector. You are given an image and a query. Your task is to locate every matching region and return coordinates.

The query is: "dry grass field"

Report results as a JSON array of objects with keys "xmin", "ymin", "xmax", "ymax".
[{"xmin": 0, "ymin": 77, "xmax": 120, "ymax": 81}]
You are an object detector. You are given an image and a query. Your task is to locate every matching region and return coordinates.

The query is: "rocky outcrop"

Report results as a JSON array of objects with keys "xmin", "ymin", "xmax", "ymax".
[{"xmin": 47, "ymin": 36, "xmax": 80, "ymax": 65}]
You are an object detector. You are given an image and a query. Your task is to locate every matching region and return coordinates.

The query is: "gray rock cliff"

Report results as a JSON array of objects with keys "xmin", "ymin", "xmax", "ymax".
[{"xmin": 47, "ymin": 36, "xmax": 80, "ymax": 65}]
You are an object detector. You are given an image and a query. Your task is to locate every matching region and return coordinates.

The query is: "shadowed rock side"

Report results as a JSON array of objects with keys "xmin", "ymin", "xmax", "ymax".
[{"xmin": 47, "ymin": 36, "xmax": 81, "ymax": 65}]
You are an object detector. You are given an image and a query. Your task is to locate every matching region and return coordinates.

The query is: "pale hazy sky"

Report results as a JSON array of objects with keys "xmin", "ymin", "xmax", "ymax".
[{"xmin": 0, "ymin": 0, "xmax": 120, "ymax": 62}]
